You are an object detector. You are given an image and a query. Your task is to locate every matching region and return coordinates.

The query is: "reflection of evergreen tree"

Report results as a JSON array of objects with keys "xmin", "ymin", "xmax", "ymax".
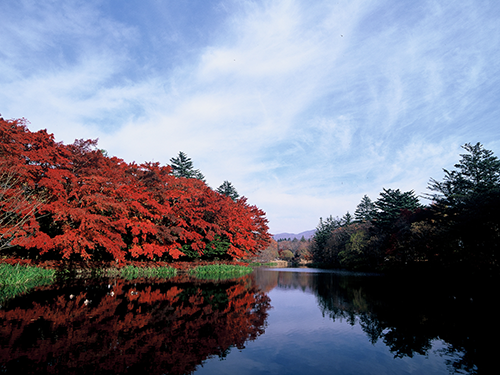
[
  {"xmin": 382, "ymin": 328, "xmax": 432, "ymax": 358},
  {"xmin": 311, "ymin": 272, "xmax": 485, "ymax": 373},
  {"xmin": 256, "ymin": 269, "xmax": 487, "ymax": 373},
  {"xmin": 438, "ymin": 344, "xmax": 478, "ymax": 375},
  {"xmin": 358, "ymin": 313, "xmax": 383, "ymax": 345}
]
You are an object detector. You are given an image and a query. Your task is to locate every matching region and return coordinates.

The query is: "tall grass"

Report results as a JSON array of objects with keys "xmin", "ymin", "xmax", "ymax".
[
  {"xmin": 0, "ymin": 263, "xmax": 55, "ymax": 285},
  {"xmin": 120, "ymin": 265, "xmax": 177, "ymax": 280},
  {"xmin": 189, "ymin": 264, "xmax": 253, "ymax": 280},
  {"xmin": 247, "ymin": 261, "xmax": 278, "ymax": 267},
  {"xmin": 0, "ymin": 263, "xmax": 56, "ymax": 302}
]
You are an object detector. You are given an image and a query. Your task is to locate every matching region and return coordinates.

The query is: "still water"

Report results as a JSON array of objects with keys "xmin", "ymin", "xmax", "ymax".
[{"xmin": 0, "ymin": 268, "xmax": 491, "ymax": 374}]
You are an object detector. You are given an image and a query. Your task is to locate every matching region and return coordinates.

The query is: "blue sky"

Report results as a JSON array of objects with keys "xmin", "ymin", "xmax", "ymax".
[{"xmin": 1, "ymin": 0, "xmax": 499, "ymax": 234}]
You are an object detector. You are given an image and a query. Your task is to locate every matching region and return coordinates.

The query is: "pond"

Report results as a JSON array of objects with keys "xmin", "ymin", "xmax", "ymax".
[{"xmin": 0, "ymin": 267, "xmax": 492, "ymax": 374}]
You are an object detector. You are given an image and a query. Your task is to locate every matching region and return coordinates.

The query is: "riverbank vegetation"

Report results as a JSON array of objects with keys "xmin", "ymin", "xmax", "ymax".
[
  {"xmin": 0, "ymin": 260, "xmax": 255, "ymax": 301},
  {"xmin": 307, "ymin": 142, "xmax": 499, "ymax": 276},
  {"xmin": 0, "ymin": 263, "xmax": 55, "ymax": 285},
  {"xmin": 0, "ymin": 263, "xmax": 56, "ymax": 302},
  {"xmin": 189, "ymin": 264, "xmax": 253, "ymax": 280},
  {"xmin": 120, "ymin": 265, "xmax": 178, "ymax": 279},
  {"xmin": 0, "ymin": 117, "xmax": 271, "ymax": 265}
]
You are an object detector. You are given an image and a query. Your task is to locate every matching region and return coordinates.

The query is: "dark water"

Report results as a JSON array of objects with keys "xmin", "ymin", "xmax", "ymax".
[{"xmin": 0, "ymin": 268, "xmax": 493, "ymax": 374}]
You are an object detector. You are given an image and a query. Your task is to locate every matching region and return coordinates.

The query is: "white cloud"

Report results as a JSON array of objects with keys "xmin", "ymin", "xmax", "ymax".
[{"xmin": 1, "ymin": 0, "xmax": 499, "ymax": 233}]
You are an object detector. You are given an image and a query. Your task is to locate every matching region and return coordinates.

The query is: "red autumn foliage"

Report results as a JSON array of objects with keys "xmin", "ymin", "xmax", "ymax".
[{"xmin": 0, "ymin": 117, "xmax": 271, "ymax": 262}]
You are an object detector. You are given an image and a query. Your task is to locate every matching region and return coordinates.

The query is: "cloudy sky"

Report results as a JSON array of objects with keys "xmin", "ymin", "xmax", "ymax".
[{"xmin": 1, "ymin": 0, "xmax": 499, "ymax": 234}]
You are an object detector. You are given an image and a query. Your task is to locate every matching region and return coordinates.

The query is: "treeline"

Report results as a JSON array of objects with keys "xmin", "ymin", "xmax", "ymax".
[
  {"xmin": 258, "ymin": 237, "xmax": 312, "ymax": 262},
  {"xmin": 310, "ymin": 142, "xmax": 500, "ymax": 275},
  {"xmin": 0, "ymin": 117, "xmax": 270, "ymax": 262}
]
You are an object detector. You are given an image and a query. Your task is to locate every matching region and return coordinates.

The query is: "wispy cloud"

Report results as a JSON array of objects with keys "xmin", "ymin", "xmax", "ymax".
[{"xmin": 1, "ymin": 0, "xmax": 499, "ymax": 233}]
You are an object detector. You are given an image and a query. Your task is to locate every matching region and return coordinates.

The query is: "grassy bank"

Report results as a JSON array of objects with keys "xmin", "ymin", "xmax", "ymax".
[
  {"xmin": 247, "ymin": 261, "xmax": 278, "ymax": 267},
  {"xmin": 0, "ymin": 263, "xmax": 56, "ymax": 285},
  {"xmin": 120, "ymin": 265, "xmax": 177, "ymax": 280},
  {"xmin": 189, "ymin": 264, "xmax": 253, "ymax": 280},
  {"xmin": 0, "ymin": 259, "xmax": 258, "ymax": 283},
  {"xmin": 0, "ymin": 263, "xmax": 56, "ymax": 303}
]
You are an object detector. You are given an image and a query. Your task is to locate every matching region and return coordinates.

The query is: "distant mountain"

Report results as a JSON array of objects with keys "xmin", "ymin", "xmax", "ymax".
[{"xmin": 273, "ymin": 230, "xmax": 316, "ymax": 241}]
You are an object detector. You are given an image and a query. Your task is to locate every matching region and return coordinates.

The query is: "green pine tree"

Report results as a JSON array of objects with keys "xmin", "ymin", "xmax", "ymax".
[
  {"xmin": 216, "ymin": 181, "xmax": 239, "ymax": 201},
  {"xmin": 427, "ymin": 142, "xmax": 500, "ymax": 206},
  {"xmin": 341, "ymin": 211, "xmax": 353, "ymax": 226},
  {"xmin": 354, "ymin": 195, "xmax": 375, "ymax": 222},
  {"xmin": 169, "ymin": 151, "xmax": 206, "ymax": 182},
  {"xmin": 373, "ymin": 188, "xmax": 421, "ymax": 229}
]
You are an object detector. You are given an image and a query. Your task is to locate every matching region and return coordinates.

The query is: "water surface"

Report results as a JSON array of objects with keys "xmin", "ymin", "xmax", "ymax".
[
  {"xmin": 0, "ymin": 268, "xmax": 491, "ymax": 374},
  {"xmin": 198, "ymin": 268, "xmax": 487, "ymax": 374}
]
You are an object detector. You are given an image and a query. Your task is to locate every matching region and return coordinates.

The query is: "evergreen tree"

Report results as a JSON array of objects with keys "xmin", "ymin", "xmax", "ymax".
[
  {"xmin": 426, "ymin": 143, "xmax": 500, "ymax": 273},
  {"xmin": 354, "ymin": 195, "xmax": 376, "ymax": 222},
  {"xmin": 341, "ymin": 211, "xmax": 353, "ymax": 226},
  {"xmin": 427, "ymin": 142, "xmax": 500, "ymax": 206},
  {"xmin": 216, "ymin": 181, "xmax": 239, "ymax": 201},
  {"xmin": 373, "ymin": 188, "xmax": 421, "ymax": 229},
  {"xmin": 169, "ymin": 151, "xmax": 206, "ymax": 182},
  {"xmin": 311, "ymin": 215, "xmax": 341, "ymax": 263}
]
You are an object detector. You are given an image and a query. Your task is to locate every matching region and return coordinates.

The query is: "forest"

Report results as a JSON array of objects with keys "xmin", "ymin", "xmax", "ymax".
[
  {"xmin": 2, "ymin": 116, "xmax": 498, "ymax": 276},
  {"xmin": 0, "ymin": 117, "xmax": 271, "ymax": 264},
  {"xmin": 302, "ymin": 142, "xmax": 500, "ymax": 276}
]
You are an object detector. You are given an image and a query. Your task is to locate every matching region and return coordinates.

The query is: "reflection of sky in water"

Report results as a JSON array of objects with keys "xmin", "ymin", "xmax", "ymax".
[{"xmin": 196, "ymin": 281, "xmax": 450, "ymax": 375}]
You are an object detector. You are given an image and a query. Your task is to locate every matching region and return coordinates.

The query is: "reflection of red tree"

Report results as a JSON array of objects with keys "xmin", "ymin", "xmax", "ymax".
[{"xmin": 0, "ymin": 275, "xmax": 270, "ymax": 374}]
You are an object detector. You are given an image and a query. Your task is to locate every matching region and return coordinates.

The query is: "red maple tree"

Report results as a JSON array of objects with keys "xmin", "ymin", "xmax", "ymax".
[{"xmin": 0, "ymin": 117, "xmax": 270, "ymax": 262}]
